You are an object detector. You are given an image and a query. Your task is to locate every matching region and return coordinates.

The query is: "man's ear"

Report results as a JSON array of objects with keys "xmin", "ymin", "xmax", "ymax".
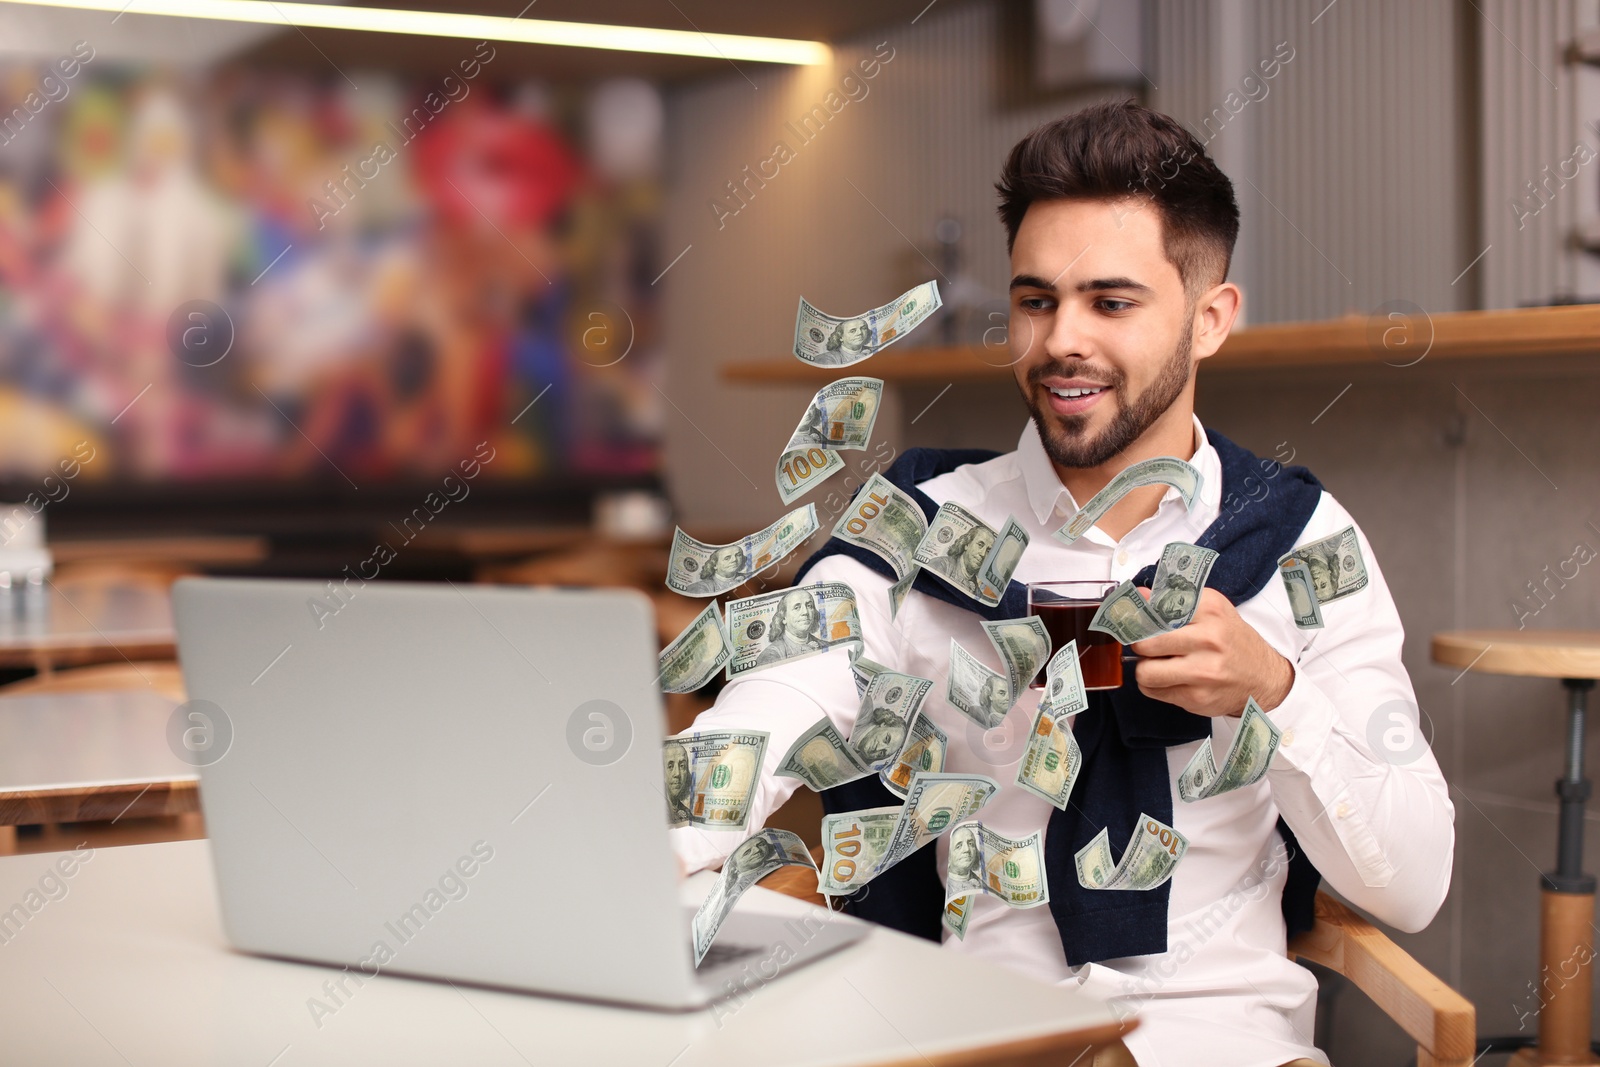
[{"xmin": 1190, "ymin": 282, "xmax": 1243, "ymax": 364}]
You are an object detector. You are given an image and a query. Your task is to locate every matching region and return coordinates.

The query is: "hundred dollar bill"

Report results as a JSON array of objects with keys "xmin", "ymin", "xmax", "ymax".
[
  {"xmin": 874, "ymin": 771, "xmax": 1000, "ymax": 880},
  {"xmin": 1146, "ymin": 541, "xmax": 1218, "ymax": 629},
  {"xmin": 1279, "ymin": 525, "xmax": 1368, "ymax": 606},
  {"xmin": 881, "ymin": 711, "xmax": 948, "ymax": 798},
  {"xmin": 818, "ymin": 806, "xmax": 900, "ymax": 895},
  {"xmin": 1038, "ymin": 640, "xmax": 1088, "ymax": 719},
  {"xmin": 775, "ymin": 717, "xmax": 873, "ymax": 791},
  {"xmin": 666, "ymin": 505, "xmax": 819, "ymax": 598},
  {"xmin": 693, "ymin": 828, "xmax": 816, "ymax": 966},
  {"xmin": 1075, "ymin": 813, "xmax": 1189, "ymax": 891},
  {"xmin": 776, "ymin": 378, "xmax": 884, "ymax": 504},
  {"xmin": 1278, "ymin": 556, "xmax": 1324, "ymax": 629},
  {"xmin": 851, "ymin": 654, "xmax": 890, "ymax": 698},
  {"xmin": 947, "ymin": 638, "xmax": 1011, "ymax": 729},
  {"xmin": 850, "ymin": 670, "xmax": 934, "ymax": 770},
  {"xmin": 831, "ymin": 473, "xmax": 928, "ymax": 579},
  {"xmin": 912, "ymin": 502, "xmax": 1023, "ymax": 607},
  {"xmin": 1179, "ymin": 697, "xmax": 1281, "ymax": 802},
  {"xmin": 784, "ymin": 377, "xmax": 883, "ymax": 453},
  {"xmin": 663, "ymin": 729, "xmax": 770, "ymax": 830},
  {"xmin": 792, "ymin": 281, "xmax": 942, "ymax": 367},
  {"xmin": 976, "ymin": 516, "xmax": 1030, "ymax": 603},
  {"xmin": 981, "ymin": 616, "xmax": 1051, "ymax": 703},
  {"xmin": 1015, "ymin": 706, "xmax": 1083, "ymax": 810},
  {"xmin": 776, "ymin": 446, "xmax": 846, "ymax": 505},
  {"xmin": 944, "ymin": 823, "xmax": 1049, "ymax": 909},
  {"xmin": 657, "ymin": 602, "xmax": 729, "ymax": 694},
  {"xmin": 889, "ymin": 567, "xmax": 919, "ymax": 620},
  {"xmin": 1052, "ymin": 457, "xmax": 1203, "ymax": 545},
  {"xmin": 943, "ymin": 895, "xmax": 974, "ymax": 939},
  {"xmin": 1087, "ymin": 579, "xmax": 1168, "ymax": 644},
  {"xmin": 726, "ymin": 581, "xmax": 862, "ymax": 679}
]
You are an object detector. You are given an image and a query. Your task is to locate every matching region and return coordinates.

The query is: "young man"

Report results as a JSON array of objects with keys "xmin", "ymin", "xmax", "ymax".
[{"xmin": 671, "ymin": 101, "xmax": 1454, "ymax": 1067}]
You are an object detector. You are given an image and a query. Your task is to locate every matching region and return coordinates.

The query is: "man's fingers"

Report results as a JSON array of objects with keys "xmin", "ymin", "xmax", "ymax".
[{"xmin": 1131, "ymin": 656, "xmax": 1188, "ymax": 692}]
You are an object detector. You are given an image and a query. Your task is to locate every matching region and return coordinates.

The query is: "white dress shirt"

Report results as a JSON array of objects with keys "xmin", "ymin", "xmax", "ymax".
[{"xmin": 671, "ymin": 417, "xmax": 1455, "ymax": 1067}]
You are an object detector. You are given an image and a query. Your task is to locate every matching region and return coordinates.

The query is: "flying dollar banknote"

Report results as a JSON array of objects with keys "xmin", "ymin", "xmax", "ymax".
[
  {"xmin": 882, "ymin": 711, "xmax": 948, "ymax": 798},
  {"xmin": 776, "ymin": 446, "xmax": 846, "ymax": 506},
  {"xmin": 874, "ymin": 771, "xmax": 1000, "ymax": 880},
  {"xmin": 911, "ymin": 502, "xmax": 1026, "ymax": 606},
  {"xmin": 725, "ymin": 581, "xmax": 862, "ymax": 679},
  {"xmin": 1087, "ymin": 579, "xmax": 1168, "ymax": 645},
  {"xmin": 851, "ymin": 654, "xmax": 890, "ymax": 698},
  {"xmin": 1146, "ymin": 541, "xmax": 1218, "ymax": 629},
  {"xmin": 663, "ymin": 729, "xmax": 770, "ymax": 830},
  {"xmin": 1015, "ymin": 706, "xmax": 1083, "ymax": 810},
  {"xmin": 1038, "ymin": 640, "xmax": 1088, "ymax": 719},
  {"xmin": 943, "ymin": 894, "xmax": 974, "ymax": 939},
  {"xmin": 792, "ymin": 281, "xmax": 942, "ymax": 367},
  {"xmin": 692, "ymin": 828, "xmax": 816, "ymax": 966},
  {"xmin": 775, "ymin": 717, "xmax": 874, "ymax": 791},
  {"xmin": 831, "ymin": 473, "xmax": 928, "ymax": 580},
  {"xmin": 944, "ymin": 823, "xmax": 1049, "ymax": 909},
  {"xmin": 1279, "ymin": 525, "xmax": 1368, "ymax": 606},
  {"xmin": 1278, "ymin": 556, "xmax": 1324, "ymax": 629},
  {"xmin": 666, "ymin": 505, "xmax": 819, "ymax": 598},
  {"xmin": 775, "ymin": 378, "xmax": 885, "ymax": 502},
  {"xmin": 818, "ymin": 805, "xmax": 900, "ymax": 895},
  {"xmin": 977, "ymin": 516, "xmax": 1030, "ymax": 603},
  {"xmin": 981, "ymin": 616, "xmax": 1051, "ymax": 702},
  {"xmin": 850, "ymin": 670, "xmax": 933, "ymax": 771},
  {"xmin": 1052, "ymin": 457, "xmax": 1203, "ymax": 545},
  {"xmin": 1178, "ymin": 697, "xmax": 1281, "ymax": 802},
  {"xmin": 947, "ymin": 638, "xmax": 1011, "ymax": 729},
  {"xmin": 657, "ymin": 602, "xmax": 729, "ymax": 694},
  {"xmin": 1075, "ymin": 813, "xmax": 1188, "ymax": 891}
]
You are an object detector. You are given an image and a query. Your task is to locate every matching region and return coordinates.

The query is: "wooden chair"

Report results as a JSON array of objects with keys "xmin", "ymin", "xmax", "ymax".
[{"xmin": 758, "ymin": 854, "xmax": 1476, "ymax": 1067}]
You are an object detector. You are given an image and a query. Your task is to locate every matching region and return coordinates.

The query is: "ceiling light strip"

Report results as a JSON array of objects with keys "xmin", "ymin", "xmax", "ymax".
[{"xmin": 1, "ymin": 0, "xmax": 833, "ymax": 64}]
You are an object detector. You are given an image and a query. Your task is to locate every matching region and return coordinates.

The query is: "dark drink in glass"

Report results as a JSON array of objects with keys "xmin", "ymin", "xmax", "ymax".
[{"xmin": 1027, "ymin": 581, "xmax": 1122, "ymax": 690}]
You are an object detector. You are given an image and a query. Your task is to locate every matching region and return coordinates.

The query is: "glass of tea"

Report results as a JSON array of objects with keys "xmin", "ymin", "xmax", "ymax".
[{"xmin": 1027, "ymin": 580, "xmax": 1123, "ymax": 690}]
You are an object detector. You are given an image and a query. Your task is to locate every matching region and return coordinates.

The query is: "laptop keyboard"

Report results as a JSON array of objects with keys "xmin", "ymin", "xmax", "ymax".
[{"xmin": 698, "ymin": 942, "xmax": 762, "ymax": 968}]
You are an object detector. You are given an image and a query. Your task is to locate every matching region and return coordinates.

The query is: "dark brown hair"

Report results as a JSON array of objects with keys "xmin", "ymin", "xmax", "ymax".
[{"xmin": 995, "ymin": 100, "xmax": 1240, "ymax": 298}]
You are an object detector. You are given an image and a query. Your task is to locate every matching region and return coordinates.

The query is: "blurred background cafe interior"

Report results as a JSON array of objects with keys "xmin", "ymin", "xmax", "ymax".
[{"xmin": 1, "ymin": 1, "xmax": 1599, "ymax": 1064}]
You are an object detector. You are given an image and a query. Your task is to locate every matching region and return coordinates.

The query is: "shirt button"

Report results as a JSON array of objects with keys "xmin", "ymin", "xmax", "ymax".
[
  {"xmin": 1115, "ymin": 549, "xmax": 1129, "ymax": 566},
  {"xmin": 1281, "ymin": 728, "xmax": 1296, "ymax": 747},
  {"xmin": 1335, "ymin": 802, "xmax": 1351, "ymax": 819}
]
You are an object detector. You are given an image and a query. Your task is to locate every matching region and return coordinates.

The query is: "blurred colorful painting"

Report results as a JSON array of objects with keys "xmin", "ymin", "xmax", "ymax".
[{"xmin": 0, "ymin": 45, "xmax": 664, "ymax": 485}]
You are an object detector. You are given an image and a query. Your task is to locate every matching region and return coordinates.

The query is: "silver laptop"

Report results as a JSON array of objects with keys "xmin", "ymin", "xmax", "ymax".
[{"xmin": 173, "ymin": 577, "xmax": 864, "ymax": 1010}]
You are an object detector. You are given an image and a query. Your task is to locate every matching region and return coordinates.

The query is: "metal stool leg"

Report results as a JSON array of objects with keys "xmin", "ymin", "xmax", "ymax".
[{"xmin": 1511, "ymin": 679, "xmax": 1600, "ymax": 1067}]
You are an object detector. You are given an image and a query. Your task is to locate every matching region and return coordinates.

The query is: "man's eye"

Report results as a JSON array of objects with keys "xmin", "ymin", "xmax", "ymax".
[
  {"xmin": 1097, "ymin": 299, "xmax": 1134, "ymax": 313},
  {"xmin": 1019, "ymin": 296, "xmax": 1052, "ymax": 311}
]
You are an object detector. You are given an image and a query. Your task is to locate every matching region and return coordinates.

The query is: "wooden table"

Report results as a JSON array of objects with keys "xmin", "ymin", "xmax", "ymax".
[
  {"xmin": 0, "ymin": 580, "xmax": 174, "ymax": 671},
  {"xmin": 0, "ymin": 839, "xmax": 1128, "ymax": 1065},
  {"xmin": 0, "ymin": 688, "xmax": 198, "ymax": 848},
  {"xmin": 1433, "ymin": 630, "xmax": 1600, "ymax": 1066}
]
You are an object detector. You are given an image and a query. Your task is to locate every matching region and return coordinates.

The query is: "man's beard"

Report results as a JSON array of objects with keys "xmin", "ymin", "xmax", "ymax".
[{"xmin": 1022, "ymin": 323, "xmax": 1194, "ymax": 470}]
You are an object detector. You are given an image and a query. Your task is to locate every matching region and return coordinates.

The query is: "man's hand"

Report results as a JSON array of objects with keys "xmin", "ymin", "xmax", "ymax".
[{"xmin": 1128, "ymin": 587, "xmax": 1294, "ymax": 717}]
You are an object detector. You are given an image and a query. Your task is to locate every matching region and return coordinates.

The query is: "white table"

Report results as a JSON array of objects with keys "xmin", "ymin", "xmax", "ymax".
[
  {"xmin": 0, "ymin": 688, "xmax": 195, "ymax": 828},
  {"xmin": 0, "ymin": 580, "xmax": 174, "ymax": 670},
  {"xmin": 0, "ymin": 840, "xmax": 1127, "ymax": 1066}
]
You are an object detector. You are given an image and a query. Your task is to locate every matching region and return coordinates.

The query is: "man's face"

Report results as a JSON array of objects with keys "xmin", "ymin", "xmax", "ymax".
[
  {"xmin": 710, "ymin": 547, "xmax": 744, "ymax": 579},
  {"xmin": 961, "ymin": 529, "xmax": 995, "ymax": 573},
  {"xmin": 664, "ymin": 743, "xmax": 689, "ymax": 797},
  {"xmin": 1308, "ymin": 557, "xmax": 1335, "ymax": 601},
  {"xmin": 857, "ymin": 720, "xmax": 904, "ymax": 763},
  {"xmin": 950, "ymin": 829, "xmax": 978, "ymax": 874},
  {"xmin": 1008, "ymin": 198, "xmax": 1201, "ymax": 471},
  {"xmin": 842, "ymin": 318, "xmax": 869, "ymax": 349},
  {"xmin": 781, "ymin": 591, "xmax": 818, "ymax": 634},
  {"xmin": 981, "ymin": 676, "xmax": 1007, "ymax": 711}
]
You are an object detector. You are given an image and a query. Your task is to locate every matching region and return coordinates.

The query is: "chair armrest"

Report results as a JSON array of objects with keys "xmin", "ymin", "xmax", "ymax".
[
  {"xmin": 757, "ymin": 846, "xmax": 827, "ymax": 908},
  {"xmin": 1289, "ymin": 891, "xmax": 1474, "ymax": 1063}
]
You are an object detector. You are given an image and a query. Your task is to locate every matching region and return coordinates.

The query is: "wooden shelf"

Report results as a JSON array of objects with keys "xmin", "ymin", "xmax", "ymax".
[{"xmin": 720, "ymin": 304, "xmax": 1600, "ymax": 385}]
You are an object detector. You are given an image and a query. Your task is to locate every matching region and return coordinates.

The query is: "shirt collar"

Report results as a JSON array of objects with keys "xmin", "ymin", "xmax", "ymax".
[{"xmin": 1017, "ymin": 415, "xmax": 1220, "ymax": 529}]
